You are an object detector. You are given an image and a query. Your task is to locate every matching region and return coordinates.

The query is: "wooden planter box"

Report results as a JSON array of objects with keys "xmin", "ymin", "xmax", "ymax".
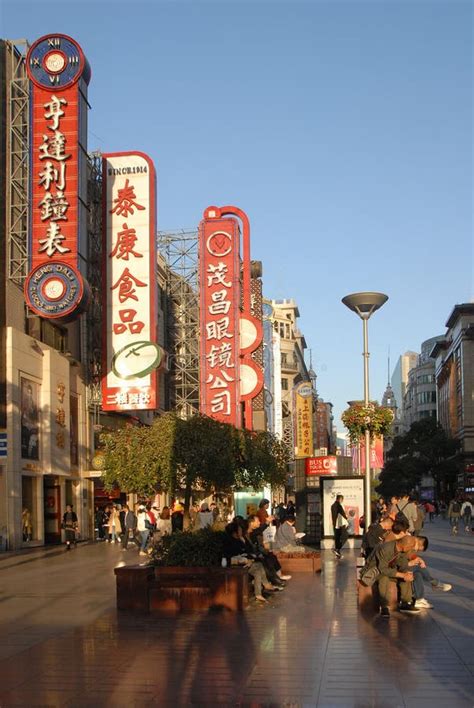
[
  {"xmin": 115, "ymin": 564, "xmax": 249, "ymax": 613},
  {"xmin": 275, "ymin": 551, "xmax": 321, "ymax": 574}
]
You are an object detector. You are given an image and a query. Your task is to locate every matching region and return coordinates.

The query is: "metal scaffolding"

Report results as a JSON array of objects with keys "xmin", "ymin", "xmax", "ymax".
[
  {"xmin": 6, "ymin": 39, "xmax": 29, "ymax": 286},
  {"xmin": 157, "ymin": 230, "xmax": 200, "ymax": 420},
  {"xmin": 85, "ymin": 152, "xmax": 103, "ymax": 421}
]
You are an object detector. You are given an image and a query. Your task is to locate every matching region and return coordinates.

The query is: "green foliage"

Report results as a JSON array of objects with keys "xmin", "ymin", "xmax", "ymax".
[
  {"xmin": 150, "ymin": 528, "xmax": 227, "ymax": 567},
  {"xmin": 100, "ymin": 412, "xmax": 289, "ymax": 500},
  {"xmin": 377, "ymin": 418, "xmax": 460, "ymax": 498},
  {"xmin": 342, "ymin": 403, "xmax": 394, "ymax": 444}
]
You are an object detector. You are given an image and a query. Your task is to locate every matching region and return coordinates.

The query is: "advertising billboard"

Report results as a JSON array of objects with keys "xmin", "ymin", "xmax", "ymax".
[
  {"xmin": 198, "ymin": 217, "xmax": 241, "ymax": 426},
  {"xmin": 321, "ymin": 476, "xmax": 364, "ymax": 539},
  {"xmin": 101, "ymin": 152, "xmax": 160, "ymax": 411},
  {"xmin": 351, "ymin": 436, "xmax": 384, "ymax": 472},
  {"xmin": 305, "ymin": 455, "xmax": 338, "ymax": 476},
  {"xmin": 294, "ymin": 382, "xmax": 314, "ymax": 458},
  {"xmin": 25, "ymin": 33, "xmax": 91, "ymax": 321}
]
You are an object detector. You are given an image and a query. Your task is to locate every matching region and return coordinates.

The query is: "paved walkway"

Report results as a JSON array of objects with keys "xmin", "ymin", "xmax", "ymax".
[{"xmin": 0, "ymin": 521, "xmax": 473, "ymax": 707}]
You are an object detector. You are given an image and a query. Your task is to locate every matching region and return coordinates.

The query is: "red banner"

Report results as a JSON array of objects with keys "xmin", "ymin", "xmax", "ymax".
[
  {"xmin": 199, "ymin": 218, "xmax": 241, "ymax": 426},
  {"xmin": 351, "ymin": 436, "xmax": 384, "ymax": 471}
]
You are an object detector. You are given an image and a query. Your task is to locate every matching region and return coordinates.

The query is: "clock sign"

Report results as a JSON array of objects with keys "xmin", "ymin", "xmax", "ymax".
[
  {"xmin": 27, "ymin": 34, "xmax": 90, "ymax": 90},
  {"xmin": 24, "ymin": 34, "xmax": 91, "ymax": 323}
]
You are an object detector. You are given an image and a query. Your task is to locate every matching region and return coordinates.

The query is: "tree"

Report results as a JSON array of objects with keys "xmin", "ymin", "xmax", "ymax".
[
  {"xmin": 377, "ymin": 418, "xmax": 460, "ymax": 499},
  {"xmin": 100, "ymin": 413, "xmax": 289, "ymax": 514}
]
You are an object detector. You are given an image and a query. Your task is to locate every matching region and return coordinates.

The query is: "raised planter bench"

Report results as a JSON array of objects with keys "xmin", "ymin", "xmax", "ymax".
[
  {"xmin": 115, "ymin": 564, "xmax": 249, "ymax": 613},
  {"xmin": 275, "ymin": 551, "xmax": 321, "ymax": 573}
]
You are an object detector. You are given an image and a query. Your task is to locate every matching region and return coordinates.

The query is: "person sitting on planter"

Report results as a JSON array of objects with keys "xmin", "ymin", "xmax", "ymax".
[
  {"xmin": 224, "ymin": 521, "xmax": 280, "ymax": 603},
  {"xmin": 195, "ymin": 502, "xmax": 214, "ymax": 530},
  {"xmin": 273, "ymin": 515, "xmax": 304, "ymax": 553},
  {"xmin": 362, "ymin": 515, "xmax": 394, "ymax": 558},
  {"xmin": 246, "ymin": 514, "xmax": 291, "ymax": 584}
]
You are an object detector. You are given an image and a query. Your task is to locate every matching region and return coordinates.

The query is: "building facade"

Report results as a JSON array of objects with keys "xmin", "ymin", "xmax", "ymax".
[
  {"xmin": 391, "ymin": 351, "xmax": 418, "ymax": 429},
  {"xmin": 402, "ymin": 336, "xmax": 443, "ymax": 430},
  {"xmin": 432, "ymin": 304, "xmax": 474, "ymax": 490}
]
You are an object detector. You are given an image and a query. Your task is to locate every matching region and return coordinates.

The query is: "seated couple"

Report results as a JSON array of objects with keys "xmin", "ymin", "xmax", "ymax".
[
  {"xmin": 224, "ymin": 515, "xmax": 291, "ymax": 603},
  {"xmin": 362, "ymin": 519, "xmax": 452, "ymax": 618}
]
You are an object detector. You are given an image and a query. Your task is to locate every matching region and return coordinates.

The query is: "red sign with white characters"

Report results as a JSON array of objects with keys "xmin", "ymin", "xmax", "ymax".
[
  {"xmin": 24, "ymin": 34, "xmax": 90, "ymax": 321},
  {"xmin": 102, "ymin": 153, "xmax": 159, "ymax": 412},
  {"xmin": 199, "ymin": 218, "xmax": 241, "ymax": 426},
  {"xmin": 305, "ymin": 456, "xmax": 338, "ymax": 476}
]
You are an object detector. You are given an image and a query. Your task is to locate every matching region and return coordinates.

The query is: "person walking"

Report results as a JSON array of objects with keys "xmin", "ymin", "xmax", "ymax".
[
  {"xmin": 136, "ymin": 506, "xmax": 151, "ymax": 556},
  {"xmin": 331, "ymin": 494, "xmax": 348, "ymax": 559},
  {"xmin": 62, "ymin": 504, "xmax": 79, "ymax": 551},
  {"xmin": 157, "ymin": 506, "xmax": 172, "ymax": 536},
  {"xmin": 460, "ymin": 499, "xmax": 472, "ymax": 533},
  {"xmin": 447, "ymin": 498, "xmax": 462, "ymax": 535},
  {"xmin": 120, "ymin": 504, "xmax": 138, "ymax": 549},
  {"xmin": 194, "ymin": 502, "xmax": 214, "ymax": 530},
  {"xmin": 107, "ymin": 505, "xmax": 122, "ymax": 543}
]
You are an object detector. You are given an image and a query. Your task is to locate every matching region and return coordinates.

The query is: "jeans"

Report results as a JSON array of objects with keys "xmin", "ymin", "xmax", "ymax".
[
  {"xmin": 463, "ymin": 513, "xmax": 472, "ymax": 529},
  {"xmin": 450, "ymin": 516, "xmax": 459, "ymax": 530},
  {"xmin": 248, "ymin": 561, "xmax": 269, "ymax": 596},
  {"xmin": 139, "ymin": 530, "xmax": 149, "ymax": 551},
  {"xmin": 412, "ymin": 566, "xmax": 435, "ymax": 599}
]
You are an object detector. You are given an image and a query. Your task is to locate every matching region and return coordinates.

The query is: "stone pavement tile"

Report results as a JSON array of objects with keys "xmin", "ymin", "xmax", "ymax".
[{"xmin": 0, "ymin": 689, "xmax": 77, "ymax": 707}]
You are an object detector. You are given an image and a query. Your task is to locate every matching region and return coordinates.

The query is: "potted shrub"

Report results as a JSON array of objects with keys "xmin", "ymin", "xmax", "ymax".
[{"xmin": 115, "ymin": 528, "xmax": 249, "ymax": 613}]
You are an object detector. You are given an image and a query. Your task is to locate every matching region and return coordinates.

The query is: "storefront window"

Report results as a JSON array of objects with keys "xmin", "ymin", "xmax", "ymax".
[{"xmin": 20, "ymin": 378, "xmax": 40, "ymax": 460}]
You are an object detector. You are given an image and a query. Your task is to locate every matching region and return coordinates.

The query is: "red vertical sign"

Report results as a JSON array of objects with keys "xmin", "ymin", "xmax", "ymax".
[
  {"xmin": 24, "ymin": 34, "xmax": 90, "ymax": 321},
  {"xmin": 199, "ymin": 218, "xmax": 241, "ymax": 426}
]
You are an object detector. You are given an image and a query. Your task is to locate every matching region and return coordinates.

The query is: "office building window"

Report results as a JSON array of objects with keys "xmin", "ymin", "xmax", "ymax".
[{"xmin": 281, "ymin": 378, "xmax": 288, "ymax": 391}]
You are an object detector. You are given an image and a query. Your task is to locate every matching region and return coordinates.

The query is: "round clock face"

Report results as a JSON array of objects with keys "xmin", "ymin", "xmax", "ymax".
[
  {"xmin": 111, "ymin": 341, "xmax": 163, "ymax": 381},
  {"xmin": 27, "ymin": 34, "xmax": 87, "ymax": 90},
  {"xmin": 42, "ymin": 277, "xmax": 66, "ymax": 301}
]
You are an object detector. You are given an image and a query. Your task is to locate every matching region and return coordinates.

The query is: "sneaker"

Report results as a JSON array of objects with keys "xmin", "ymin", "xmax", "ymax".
[
  {"xmin": 333, "ymin": 550, "xmax": 342, "ymax": 559},
  {"xmin": 415, "ymin": 598, "xmax": 434, "ymax": 609},
  {"xmin": 139, "ymin": 551, "xmax": 148, "ymax": 556},
  {"xmin": 279, "ymin": 575, "xmax": 292, "ymax": 580},
  {"xmin": 380, "ymin": 606, "xmax": 390, "ymax": 619},
  {"xmin": 398, "ymin": 602, "xmax": 422, "ymax": 614},
  {"xmin": 432, "ymin": 582, "xmax": 452, "ymax": 592}
]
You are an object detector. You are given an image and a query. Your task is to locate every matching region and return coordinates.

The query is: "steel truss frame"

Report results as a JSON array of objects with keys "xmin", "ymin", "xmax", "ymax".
[
  {"xmin": 157, "ymin": 230, "xmax": 199, "ymax": 420},
  {"xmin": 6, "ymin": 39, "xmax": 29, "ymax": 286}
]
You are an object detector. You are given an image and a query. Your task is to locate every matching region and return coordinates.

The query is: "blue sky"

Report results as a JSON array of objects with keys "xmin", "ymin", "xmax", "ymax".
[{"xmin": 2, "ymin": 1, "xmax": 472, "ymax": 427}]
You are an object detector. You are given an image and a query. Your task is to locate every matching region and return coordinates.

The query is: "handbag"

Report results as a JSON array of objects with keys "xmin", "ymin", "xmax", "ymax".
[
  {"xmin": 336, "ymin": 513, "xmax": 349, "ymax": 529},
  {"xmin": 359, "ymin": 565, "xmax": 380, "ymax": 587}
]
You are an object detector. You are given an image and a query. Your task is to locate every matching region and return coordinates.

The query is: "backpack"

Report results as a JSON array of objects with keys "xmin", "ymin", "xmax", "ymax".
[
  {"xmin": 395, "ymin": 502, "xmax": 410, "ymax": 525},
  {"xmin": 451, "ymin": 501, "xmax": 461, "ymax": 514}
]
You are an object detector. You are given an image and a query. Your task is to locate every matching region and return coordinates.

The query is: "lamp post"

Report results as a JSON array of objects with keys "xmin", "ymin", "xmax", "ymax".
[{"xmin": 342, "ymin": 292, "xmax": 388, "ymax": 529}]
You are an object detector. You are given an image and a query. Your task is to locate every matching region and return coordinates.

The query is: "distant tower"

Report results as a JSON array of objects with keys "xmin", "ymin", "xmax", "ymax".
[{"xmin": 381, "ymin": 349, "xmax": 398, "ymax": 417}]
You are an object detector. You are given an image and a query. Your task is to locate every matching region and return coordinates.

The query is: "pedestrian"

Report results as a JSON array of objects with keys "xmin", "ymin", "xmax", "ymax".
[
  {"xmin": 460, "ymin": 499, "xmax": 472, "ymax": 533},
  {"xmin": 62, "ymin": 504, "xmax": 79, "ymax": 551},
  {"xmin": 171, "ymin": 501, "xmax": 184, "ymax": 533},
  {"xmin": 394, "ymin": 493, "xmax": 418, "ymax": 534},
  {"xmin": 22, "ymin": 507, "xmax": 32, "ymax": 542},
  {"xmin": 157, "ymin": 506, "xmax": 172, "ymax": 536},
  {"xmin": 286, "ymin": 499, "xmax": 295, "ymax": 517},
  {"xmin": 257, "ymin": 499, "xmax": 272, "ymax": 527},
  {"xmin": 331, "ymin": 494, "xmax": 348, "ymax": 559},
  {"xmin": 195, "ymin": 502, "xmax": 214, "ymax": 530},
  {"xmin": 107, "ymin": 505, "xmax": 122, "ymax": 543},
  {"xmin": 94, "ymin": 506, "xmax": 106, "ymax": 541},
  {"xmin": 120, "ymin": 504, "xmax": 138, "ymax": 549},
  {"xmin": 136, "ymin": 505, "xmax": 152, "ymax": 555},
  {"xmin": 210, "ymin": 502, "xmax": 220, "ymax": 523},
  {"xmin": 447, "ymin": 498, "xmax": 462, "ymax": 534}
]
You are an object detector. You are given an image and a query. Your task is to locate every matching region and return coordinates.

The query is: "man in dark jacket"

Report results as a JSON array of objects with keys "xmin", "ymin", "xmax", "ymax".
[
  {"xmin": 362, "ymin": 515, "xmax": 394, "ymax": 558},
  {"xmin": 366, "ymin": 535, "xmax": 422, "ymax": 618},
  {"xmin": 120, "ymin": 505, "xmax": 137, "ymax": 549},
  {"xmin": 331, "ymin": 495, "xmax": 348, "ymax": 559}
]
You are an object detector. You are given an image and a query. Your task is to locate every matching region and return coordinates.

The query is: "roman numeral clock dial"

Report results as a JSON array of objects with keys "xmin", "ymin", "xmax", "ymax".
[{"xmin": 27, "ymin": 34, "xmax": 89, "ymax": 89}]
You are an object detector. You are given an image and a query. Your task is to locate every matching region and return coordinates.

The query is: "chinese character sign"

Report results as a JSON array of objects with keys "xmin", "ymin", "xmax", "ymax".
[
  {"xmin": 25, "ymin": 34, "xmax": 91, "ymax": 321},
  {"xmin": 294, "ymin": 382, "xmax": 314, "ymax": 458},
  {"xmin": 199, "ymin": 218, "xmax": 241, "ymax": 426},
  {"xmin": 102, "ymin": 153, "xmax": 160, "ymax": 412}
]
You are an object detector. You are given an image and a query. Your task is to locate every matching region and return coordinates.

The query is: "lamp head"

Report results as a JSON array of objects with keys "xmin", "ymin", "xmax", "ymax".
[{"xmin": 342, "ymin": 292, "xmax": 388, "ymax": 320}]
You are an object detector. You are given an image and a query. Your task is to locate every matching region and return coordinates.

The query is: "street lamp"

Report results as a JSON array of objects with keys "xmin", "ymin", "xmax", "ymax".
[{"xmin": 342, "ymin": 292, "xmax": 388, "ymax": 529}]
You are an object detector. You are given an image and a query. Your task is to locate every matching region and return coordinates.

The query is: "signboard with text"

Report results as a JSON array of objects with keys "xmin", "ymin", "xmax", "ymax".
[
  {"xmin": 101, "ymin": 152, "xmax": 159, "ymax": 411},
  {"xmin": 199, "ymin": 218, "xmax": 241, "ymax": 426},
  {"xmin": 25, "ymin": 34, "xmax": 91, "ymax": 321},
  {"xmin": 305, "ymin": 455, "xmax": 337, "ymax": 476},
  {"xmin": 294, "ymin": 382, "xmax": 314, "ymax": 458}
]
